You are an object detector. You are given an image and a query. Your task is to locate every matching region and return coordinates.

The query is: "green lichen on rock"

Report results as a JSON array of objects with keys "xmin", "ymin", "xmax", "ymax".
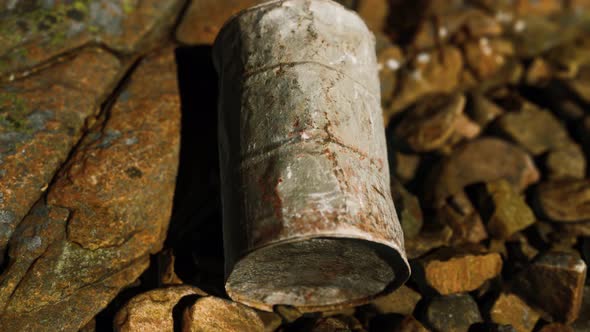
[{"xmin": 0, "ymin": 92, "xmax": 31, "ymax": 134}]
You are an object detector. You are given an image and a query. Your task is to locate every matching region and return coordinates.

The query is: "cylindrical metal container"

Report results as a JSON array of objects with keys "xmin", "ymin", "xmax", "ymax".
[{"xmin": 213, "ymin": 0, "xmax": 410, "ymax": 312}]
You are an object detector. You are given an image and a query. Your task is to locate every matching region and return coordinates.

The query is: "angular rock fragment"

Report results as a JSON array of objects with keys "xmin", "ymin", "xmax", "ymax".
[
  {"xmin": 114, "ymin": 286, "xmax": 206, "ymax": 332},
  {"xmin": 571, "ymin": 286, "xmax": 590, "ymax": 331},
  {"xmin": 437, "ymin": 191, "xmax": 488, "ymax": 245},
  {"xmin": 176, "ymin": 0, "xmax": 263, "ymax": 45},
  {"xmin": 536, "ymin": 179, "xmax": 590, "ymax": 223},
  {"xmin": 510, "ymin": 16, "xmax": 573, "ymax": 58},
  {"xmin": 182, "ymin": 296, "xmax": 264, "ymax": 332},
  {"xmin": 467, "ymin": 92, "xmax": 504, "ymax": 127},
  {"xmin": 496, "ymin": 103, "xmax": 570, "ymax": 155},
  {"xmin": 490, "ymin": 293, "xmax": 540, "ymax": 332},
  {"xmin": 0, "ymin": 47, "xmax": 122, "ymax": 255},
  {"xmin": 513, "ymin": 252, "xmax": 587, "ymax": 323},
  {"xmin": 463, "ymin": 38, "xmax": 514, "ymax": 79},
  {"xmin": 405, "ymin": 224, "xmax": 453, "ymax": 259},
  {"xmin": 0, "ymin": 0, "xmax": 183, "ymax": 77},
  {"xmin": 394, "ymin": 316, "xmax": 430, "ymax": 332},
  {"xmin": 546, "ymin": 143, "xmax": 587, "ymax": 180},
  {"xmin": 395, "ymin": 93, "xmax": 467, "ymax": 152},
  {"xmin": 429, "ymin": 138, "xmax": 539, "ymax": 207},
  {"xmin": 371, "ymin": 285, "xmax": 421, "ymax": 316},
  {"xmin": 388, "ymin": 46, "xmax": 463, "ymax": 115},
  {"xmin": 0, "ymin": 47, "xmax": 181, "ymax": 331},
  {"xmin": 391, "ymin": 179, "xmax": 423, "ymax": 239},
  {"xmin": 426, "ymin": 294, "xmax": 483, "ymax": 332},
  {"xmin": 526, "ymin": 57, "xmax": 553, "ymax": 85},
  {"xmin": 416, "ymin": 247, "xmax": 502, "ymax": 295},
  {"xmin": 481, "ymin": 180, "xmax": 536, "ymax": 239},
  {"xmin": 257, "ymin": 311, "xmax": 282, "ymax": 332}
]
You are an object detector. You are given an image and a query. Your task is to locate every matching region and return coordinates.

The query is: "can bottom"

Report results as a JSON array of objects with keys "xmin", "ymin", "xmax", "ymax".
[{"xmin": 225, "ymin": 237, "xmax": 409, "ymax": 312}]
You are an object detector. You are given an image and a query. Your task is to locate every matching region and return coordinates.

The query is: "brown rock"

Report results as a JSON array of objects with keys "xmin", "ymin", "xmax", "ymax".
[
  {"xmin": 114, "ymin": 286, "xmax": 206, "ymax": 332},
  {"xmin": 356, "ymin": 0, "xmax": 390, "ymax": 32},
  {"xmin": 393, "ymin": 152, "xmax": 420, "ymax": 184},
  {"xmin": 546, "ymin": 37, "xmax": 590, "ymax": 79},
  {"xmin": 158, "ymin": 249, "xmax": 184, "ymax": 286},
  {"xmin": 490, "ymin": 293, "xmax": 540, "ymax": 332},
  {"xmin": 176, "ymin": 0, "xmax": 263, "ymax": 45},
  {"xmin": 310, "ymin": 315, "xmax": 363, "ymax": 332},
  {"xmin": 496, "ymin": 103, "xmax": 570, "ymax": 155},
  {"xmin": 379, "ymin": 46, "xmax": 404, "ymax": 107},
  {"xmin": 405, "ymin": 224, "xmax": 454, "ymax": 259},
  {"xmin": 513, "ymin": 252, "xmax": 587, "ymax": 323},
  {"xmin": 464, "ymin": 38, "xmax": 514, "ymax": 79},
  {"xmin": 257, "ymin": 311, "xmax": 283, "ymax": 332},
  {"xmin": 394, "ymin": 316, "xmax": 430, "ymax": 332},
  {"xmin": 371, "ymin": 285, "xmax": 422, "ymax": 315},
  {"xmin": 536, "ymin": 179, "xmax": 590, "ymax": 222},
  {"xmin": 546, "ymin": 143, "xmax": 586, "ymax": 180},
  {"xmin": 0, "ymin": 47, "xmax": 181, "ymax": 331},
  {"xmin": 539, "ymin": 323, "xmax": 574, "ymax": 332},
  {"xmin": 571, "ymin": 286, "xmax": 590, "ymax": 331},
  {"xmin": 0, "ymin": 47, "xmax": 122, "ymax": 256},
  {"xmin": 437, "ymin": 191, "xmax": 488, "ymax": 245},
  {"xmin": 483, "ymin": 180, "xmax": 536, "ymax": 239},
  {"xmin": 510, "ymin": 16, "xmax": 573, "ymax": 58},
  {"xmin": 526, "ymin": 57, "xmax": 553, "ymax": 85},
  {"xmin": 182, "ymin": 296, "xmax": 264, "ymax": 332},
  {"xmin": 426, "ymin": 294, "xmax": 483, "ymax": 332},
  {"xmin": 395, "ymin": 93, "xmax": 466, "ymax": 152},
  {"xmin": 276, "ymin": 305, "xmax": 302, "ymax": 323},
  {"xmin": 417, "ymin": 247, "xmax": 502, "ymax": 295},
  {"xmin": 0, "ymin": 0, "xmax": 183, "ymax": 77},
  {"xmin": 388, "ymin": 46, "xmax": 463, "ymax": 114},
  {"xmin": 467, "ymin": 92, "xmax": 504, "ymax": 127},
  {"xmin": 391, "ymin": 179, "xmax": 423, "ymax": 239},
  {"xmin": 430, "ymin": 138, "xmax": 540, "ymax": 207}
]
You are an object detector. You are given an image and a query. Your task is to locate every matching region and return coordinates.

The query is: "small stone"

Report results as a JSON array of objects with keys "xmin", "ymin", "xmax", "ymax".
[
  {"xmin": 394, "ymin": 316, "xmax": 430, "ymax": 332},
  {"xmin": 417, "ymin": 247, "xmax": 503, "ymax": 295},
  {"xmin": 526, "ymin": 57, "xmax": 553, "ymax": 85},
  {"xmin": 463, "ymin": 38, "xmax": 514, "ymax": 79},
  {"xmin": 535, "ymin": 179, "xmax": 590, "ymax": 222},
  {"xmin": 114, "ymin": 286, "xmax": 206, "ymax": 332},
  {"xmin": 429, "ymin": 138, "xmax": 540, "ymax": 207},
  {"xmin": 437, "ymin": 191, "xmax": 488, "ymax": 245},
  {"xmin": 546, "ymin": 142, "xmax": 587, "ymax": 180},
  {"xmin": 388, "ymin": 46, "xmax": 464, "ymax": 115},
  {"xmin": 371, "ymin": 285, "xmax": 422, "ymax": 315},
  {"xmin": 391, "ymin": 179, "xmax": 423, "ymax": 239},
  {"xmin": 490, "ymin": 293, "xmax": 540, "ymax": 332},
  {"xmin": 275, "ymin": 305, "xmax": 303, "ymax": 323},
  {"xmin": 539, "ymin": 323, "xmax": 574, "ymax": 332},
  {"xmin": 496, "ymin": 103, "xmax": 570, "ymax": 155},
  {"xmin": 256, "ymin": 311, "xmax": 282, "ymax": 332},
  {"xmin": 426, "ymin": 294, "xmax": 483, "ymax": 332},
  {"xmin": 395, "ymin": 93, "xmax": 466, "ymax": 152},
  {"xmin": 510, "ymin": 16, "xmax": 573, "ymax": 58},
  {"xmin": 182, "ymin": 296, "xmax": 264, "ymax": 332},
  {"xmin": 393, "ymin": 152, "xmax": 420, "ymax": 184},
  {"xmin": 176, "ymin": 0, "xmax": 263, "ymax": 45},
  {"xmin": 405, "ymin": 224, "xmax": 454, "ymax": 259},
  {"xmin": 467, "ymin": 92, "xmax": 504, "ymax": 127},
  {"xmin": 310, "ymin": 315, "xmax": 363, "ymax": 332},
  {"xmin": 546, "ymin": 37, "xmax": 590, "ymax": 79},
  {"xmin": 513, "ymin": 252, "xmax": 587, "ymax": 323},
  {"xmin": 483, "ymin": 180, "xmax": 536, "ymax": 239}
]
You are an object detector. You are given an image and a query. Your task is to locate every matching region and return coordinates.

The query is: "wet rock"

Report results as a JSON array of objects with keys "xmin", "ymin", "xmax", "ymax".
[
  {"xmin": 405, "ymin": 224, "xmax": 454, "ymax": 259},
  {"xmin": 393, "ymin": 152, "xmax": 420, "ymax": 184},
  {"xmin": 391, "ymin": 179, "xmax": 423, "ymax": 239},
  {"xmin": 463, "ymin": 38, "xmax": 514, "ymax": 79},
  {"xmin": 395, "ymin": 93, "xmax": 467, "ymax": 152},
  {"xmin": 426, "ymin": 294, "xmax": 483, "ymax": 332},
  {"xmin": 176, "ymin": 0, "xmax": 263, "ymax": 45},
  {"xmin": 182, "ymin": 296, "xmax": 264, "ymax": 332},
  {"xmin": 571, "ymin": 286, "xmax": 590, "ymax": 331},
  {"xmin": 536, "ymin": 179, "xmax": 590, "ymax": 223},
  {"xmin": 416, "ymin": 247, "xmax": 502, "ymax": 295},
  {"xmin": 0, "ymin": 47, "xmax": 181, "ymax": 331},
  {"xmin": 356, "ymin": 0, "xmax": 389, "ymax": 32},
  {"xmin": 388, "ymin": 46, "xmax": 464, "ymax": 115},
  {"xmin": 429, "ymin": 138, "xmax": 540, "ymax": 207},
  {"xmin": 0, "ymin": 47, "xmax": 122, "ymax": 260},
  {"xmin": 467, "ymin": 92, "xmax": 504, "ymax": 127},
  {"xmin": 437, "ymin": 191, "xmax": 488, "ymax": 245},
  {"xmin": 546, "ymin": 142, "xmax": 586, "ymax": 180},
  {"xmin": 513, "ymin": 252, "xmax": 587, "ymax": 323},
  {"xmin": 0, "ymin": 0, "xmax": 183, "ymax": 76},
  {"xmin": 371, "ymin": 285, "xmax": 422, "ymax": 315},
  {"xmin": 114, "ymin": 286, "xmax": 206, "ymax": 332},
  {"xmin": 379, "ymin": 46, "xmax": 403, "ymax": 108},
  {"xmin": 482, "ymin": 180, "xmax": 536, "ymax": 239},
  {"xmin": 496, "ymin": 103, "xmax": 570, "ymax": 155},
  {"xmin": 490, "ymin": 293, "xmax": 540, "ymax": 332},
  {"xmin": 539, "ymin": 323, "xmax": 574, "ymax": 332}
]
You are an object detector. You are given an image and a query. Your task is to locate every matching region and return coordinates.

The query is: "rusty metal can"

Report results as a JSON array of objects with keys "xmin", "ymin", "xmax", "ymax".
[{"xmin": 213, "ymin": 0, "xmax": 410, "ymax": 312}]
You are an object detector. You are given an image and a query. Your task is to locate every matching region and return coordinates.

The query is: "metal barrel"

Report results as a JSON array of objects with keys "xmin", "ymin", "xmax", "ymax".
[{"xmin": 213, "ymin": 0, "xmax": 410, "ymax": 312}]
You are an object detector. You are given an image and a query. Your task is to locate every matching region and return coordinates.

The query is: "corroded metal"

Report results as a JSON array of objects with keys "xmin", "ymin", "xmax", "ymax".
[{"xmin": 213, "ymin": 0, "xmax": 410, "ymax": 312}]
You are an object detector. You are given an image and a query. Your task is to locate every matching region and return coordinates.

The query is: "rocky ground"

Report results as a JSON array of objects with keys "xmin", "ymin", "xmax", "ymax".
[{"xmin": 0, "ymin": 0, "xmax": 589, "ymax": 331}]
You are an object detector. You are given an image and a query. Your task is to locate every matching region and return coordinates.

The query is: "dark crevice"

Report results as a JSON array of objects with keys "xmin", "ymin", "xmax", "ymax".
[{"xmin": 172, "ymin": 294, "xmax": 200, "ymax": 332}]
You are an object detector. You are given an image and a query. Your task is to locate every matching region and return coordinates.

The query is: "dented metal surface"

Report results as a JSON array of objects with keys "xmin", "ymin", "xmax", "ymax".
[{"xmin": 213, "ymin": 0, "xmax": 410, "ymax": 312}]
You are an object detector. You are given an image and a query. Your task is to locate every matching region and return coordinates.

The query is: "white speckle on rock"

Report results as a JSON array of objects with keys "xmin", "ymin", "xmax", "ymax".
[
  {"xmin": 300, "ymin": 132, "xmax": 310, "ymax": 140},
  {"xmin": 416, "ymin": 52, "xmax": 430, "ymax": 64},
  {"xmin": 438, "ymin": 26, "xmax": 448, "ymax": 38},
  {"xmin": 386, "ymin": 59, "xmax": 400, "ymax": 71},
  {"xmin": 514, "ymin": 20, "xmax": 526, "ymax": 32},
  {"xmin": 479, "ymin": 38, "xmax": 493, "ymax": 56}
]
